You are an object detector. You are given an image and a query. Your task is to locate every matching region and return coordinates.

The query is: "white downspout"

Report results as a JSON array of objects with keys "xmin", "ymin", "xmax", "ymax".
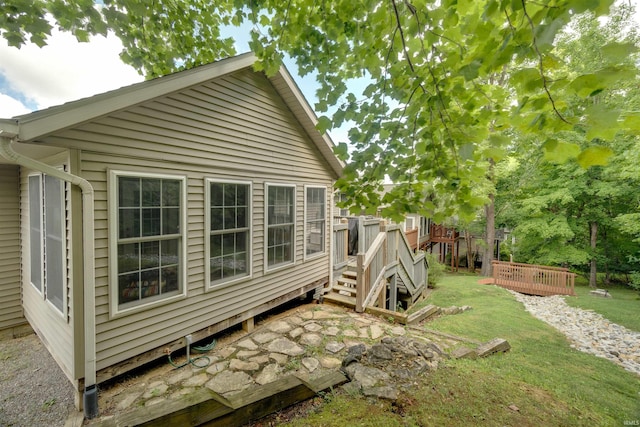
[
  {"xmin": 327, "ymin": 186, "xmax": 335, "ymax": 294},
  {"xmin": 0, "ymin": 136, "xmax": 99, "ymax": 418}
]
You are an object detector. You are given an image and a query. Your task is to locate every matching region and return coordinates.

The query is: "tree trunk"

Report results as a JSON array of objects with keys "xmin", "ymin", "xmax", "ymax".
[
  {"xmin": 589, "ymin": 221, "xmax": 598, "ymax": 288},
  {"xmin": 481, "ymin": 192, "xmax": 495, "ymax": 277},
  {"xmin": 465, "ymin": 229, "xmax": 475, "ymax": 272}
]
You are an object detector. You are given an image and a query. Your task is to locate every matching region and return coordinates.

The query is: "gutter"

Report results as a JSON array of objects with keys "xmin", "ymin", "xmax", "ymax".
[{"xmin": 0, "ymin": 134, "xmax": 99, "ymax": 419}]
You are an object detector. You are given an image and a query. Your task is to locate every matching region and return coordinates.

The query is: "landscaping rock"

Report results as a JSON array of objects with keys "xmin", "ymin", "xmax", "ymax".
[
  {"xmin": 369, "ymin": 343, "xmax": 394, "ymax": 361},
  {"xmin": 300, "ymin": 333, "xmax": 323, "ymax": 347},
  {"xmin": 325, "ymin": 341, "xmax": 346, "ymax": 354},
  {"xmin": 206, "ymin": 371, "xmax": 254, "ymax": 395},
  {"xmin": 255, "ymin": 363, "xmax": 281, "ymax": 385},
  {"xmin": 362, "ymin": 385, "xmax": 398, "ymax": 400},
  {"xmin": 450, "ymin": 346, "xmax": 478, "ymax": 360},
  {"xmin": 476, "ymin": 338, "xmax": 511, "ymax": 357},
  {"xmin": 344, "ymin": 364, "xmax": 390, "ymax": 387},
  {"xmin": 511, "ymin": 291, "xmax": 640, "ymax": 376},
  {"xmin": 589, "ymin": 289, "xmax": 612, "ymax": 298},
  {"xmin": 268, "ymin": 320, "xmax": 293, "ymax": 334},
  {"xmin": 252, "ymin": 332, "xmax": 280, "ymax": 344},
  {"xmin": 229, "ymin": 359, "xmax": 260, "ymax": 371},
  {"xmin": 237, "ymin": 338, "xmax": 258, "ymax": 350},
  {"xmin": 267, "ymin": 338, "xmax": 305, "ymax": 356},
  {"xmin": 302, "ymin": 357, "xmax": 320, "ymax": 372}
]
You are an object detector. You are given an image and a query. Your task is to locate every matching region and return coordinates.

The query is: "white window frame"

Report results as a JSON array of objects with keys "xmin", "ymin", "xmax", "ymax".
[
  {"xmin": 108, "ymin": 170, "xmax": 187, "ymax": 317},
  {"xmin": 304, "ymin": 185, "xmax": 327, "ymax": 260},
  {"xmin": 264, "ymin": 183, "xmax": 296, "ymax": 272},
  {"xmin": 204, "ymin": 178, "xmax": 252, "ymax": 290},
  {"xmin": 28, "ymin": 172, "xmax": 67, "ymax": 317},
  {"xmin": 420, "ymin": 216, "xmax": 430, "ymax": 238},
  {"xmin": 404, "ymin": 217, "xmax": 416, "ymax": 232}
]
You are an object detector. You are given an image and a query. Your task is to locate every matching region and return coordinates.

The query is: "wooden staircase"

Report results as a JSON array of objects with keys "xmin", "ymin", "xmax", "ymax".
[
  {"xmin": 327, "ymin": 219, "xmax": 429, "ymax": 313},
  {"xmin": 324, "ymin": 268, "xmax": 358, "ymax": 308}
]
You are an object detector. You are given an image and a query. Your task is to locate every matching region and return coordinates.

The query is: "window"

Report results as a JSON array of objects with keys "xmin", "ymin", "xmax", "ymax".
[
  {"xmin": 206, "ymin": 180, "xmax": 251, "ymax": 287},
  {"xmin": 404, "ymin": 217, "xmax": 416, "ymax": 231},
  {"xmin": 266, "ymin": 184, "xmax": 295, "ymax": 269},
  {"xmin": 305, "ymin": 186, "xmax": 326, "ymax": 257},
  {"xmin": 28, "ymin": 173, "xmax": 66, "ymax": 314},
  {"xmin": 420, "ymin": 216, "xmax": 430, "ymax": 238},
  {"xmin": 335, "ymin": 191, "xmax": 350, "ymax": 217},
  {"xmin": 111, "ymin": 172, "xmax": 185, "ymax": 313}
]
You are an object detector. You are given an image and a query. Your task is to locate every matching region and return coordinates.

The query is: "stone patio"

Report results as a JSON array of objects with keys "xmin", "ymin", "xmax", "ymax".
[{"xmin": 80, "ymin": 302, "xmax": 466, "ymax": 426}]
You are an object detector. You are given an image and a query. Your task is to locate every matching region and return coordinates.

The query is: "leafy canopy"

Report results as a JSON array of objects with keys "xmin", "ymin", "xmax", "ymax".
[{"xmin": 2, "ymin": 0, "xmax": 638, "ymax": 221}]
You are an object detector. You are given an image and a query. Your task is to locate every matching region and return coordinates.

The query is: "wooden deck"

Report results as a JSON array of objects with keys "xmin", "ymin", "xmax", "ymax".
[{"xmin": 480, "ymin": 261, "xmax": 575, "ymax": 296}]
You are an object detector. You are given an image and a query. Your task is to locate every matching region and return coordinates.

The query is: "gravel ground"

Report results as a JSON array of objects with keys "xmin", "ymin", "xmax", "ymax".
[{"xmin": 0, "ymin": 334, "xmax": 75, "ymax": 427}]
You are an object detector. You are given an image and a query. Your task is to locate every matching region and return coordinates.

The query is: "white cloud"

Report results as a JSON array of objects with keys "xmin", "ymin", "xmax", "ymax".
[
  {"xmin": 0, "ymin": 93, "xmax": 31, "ymax": 117},
  {"xmin": 0, "ymin": 27, "xmax": 143, "ymax": 117}
]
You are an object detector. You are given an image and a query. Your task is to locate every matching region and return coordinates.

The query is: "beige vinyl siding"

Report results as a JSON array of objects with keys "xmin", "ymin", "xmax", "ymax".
[
  {"xmin": 0, "ymin": 165, "xmax": 24, "ymax": 330},
  {"xmin": 40, "ymin": 69, "xmax": 334, "ymax": 370},
  {"xmin": 18, "ymin": 158, "xmax": 75, "ymax": 381}
]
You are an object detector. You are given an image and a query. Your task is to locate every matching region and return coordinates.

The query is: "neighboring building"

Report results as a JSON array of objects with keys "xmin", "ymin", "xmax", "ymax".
[{"xmin": 0, "ymin": 53, "xmax": 343, "ymax": 415}]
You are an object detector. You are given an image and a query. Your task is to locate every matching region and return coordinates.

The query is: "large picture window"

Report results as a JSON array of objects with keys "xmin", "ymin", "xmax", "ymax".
[
  {"xmin": 28, "ymin": 173, "xmax": 66, "ymax": 314},
  {"xmin": 305, "ymin": 186, "xmax": 326, "ymax": 257},
  {"xmin": 111, "ymin": 172, "xmax": 185, "ymax": 313},
  {"xmin": 206, "ymin": 180, "xmax": 251, "ymax": 287},
  {"xmin": 266, "ymin": 184, "xmax": 295, "ymax": 269}
]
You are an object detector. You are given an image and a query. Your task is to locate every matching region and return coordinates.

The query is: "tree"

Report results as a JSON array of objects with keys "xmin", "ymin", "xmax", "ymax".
[
  {"xmin": 2, "ymin": 0, "xmax": 638, "ymax": 228},
  {"xmin": 494, "ymin": 4, "xmax": 640, "ymax": 285}
]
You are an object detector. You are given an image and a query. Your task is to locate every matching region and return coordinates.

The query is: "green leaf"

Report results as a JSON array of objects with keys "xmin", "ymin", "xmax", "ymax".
[
  {"xmin": 622, "ymin": 113, "xmax": 640, "ymax": 134},
  {"xmin": 543, "ymin": 139, "xmax": 580, "ymax": 163},
  {"xmin": 534, "ymin": 18, "xmax": 566, "ymax": 48},
  {"xmin": 585, "ymin": 105, "xmax": 620, "ymax": 141},
  {"xmin": 577, "ymin": 146, "xmax": 613, "ymax": 168},
  {"xmin": 510, "ymin": 68, "xmax": 541, "ymax": 92},
  {"xmin": 460, "ymin": 59, "xmax": 482, "ymax": 81},
  {"xmin": 459, "ymin": 143, "xmax": 475, "ymax": 161},
  {"xmin": 600, "ymin": 42, "xmax": 639, "ymax": 62},
  {"xmin": 334, "ymin": 142, "xmax": 349, "ymax": 160},
  {"xmin": 316, "ymin": 116, "xmax": 332, "ymax": 134},
  {"xmin": 569, "ymin": 73, "xmax": 603, "ymax": 98},
  {"xmin": 483, "ymin": 147, "xmax": 506, "ymax": 162}
]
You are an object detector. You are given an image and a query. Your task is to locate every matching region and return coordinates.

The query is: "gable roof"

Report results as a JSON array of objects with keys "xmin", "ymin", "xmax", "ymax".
[{"xmin": 0, "ymin": 52, "xmax": 344, "ymax": 177}]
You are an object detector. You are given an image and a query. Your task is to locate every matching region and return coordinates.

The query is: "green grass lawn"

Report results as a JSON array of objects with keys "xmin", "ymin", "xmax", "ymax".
[
  {"xmin": 565, "ymin": 284, "xmax": 640, "ymax": 332},
  {"xmin": 284, "ymin": 274, "xmax": 640, "ymax": 426}
]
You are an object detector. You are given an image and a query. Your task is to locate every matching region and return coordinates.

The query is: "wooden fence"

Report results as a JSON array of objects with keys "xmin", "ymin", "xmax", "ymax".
[{"xmin": 490, "ymin": 260, "xmax": 575, "ymax": 296}]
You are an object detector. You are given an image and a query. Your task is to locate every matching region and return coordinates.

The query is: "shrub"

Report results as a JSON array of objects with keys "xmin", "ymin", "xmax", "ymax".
[
  {"xmin": 426, "ymin": 252, "xmax": 446, "ymax": 288},
  {"xmin": 628, "ymin": 271, "xmax": 640, "ymax": 294}
]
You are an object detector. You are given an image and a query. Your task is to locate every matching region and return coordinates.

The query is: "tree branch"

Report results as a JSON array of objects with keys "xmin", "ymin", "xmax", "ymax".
[
  {"xmin": 391, "ymin": 0, "xmax": 415, "ymax": 73},
  {"xmin": 521, "ymin": 0, "xmax": 571, "ymax": 124}
]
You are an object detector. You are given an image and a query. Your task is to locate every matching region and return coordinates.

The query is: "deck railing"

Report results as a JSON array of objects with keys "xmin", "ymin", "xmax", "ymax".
[
  {"xmin": 355, "ymin": 222, "xmax": 427, "ymax": 312},
  {"xmin": 491, "ymin": 260, "xmax": 575, "ymax": 296},
  {"xmin": 332, "ymin": 217, "xmax": 429, "ymax": 312},
  {"xmin": 333, "ymin": 219, "xmax": 349, "ymax": 270},
  {"xmin": 356, "ymin": 231, "xmax": 388, "ymax": 312},
  {"xmin": 405, "ymin": 227, "xmax": 418, "ymax": 250},
  {"xmin": 385, "ymin": 224, "xmax": 427, "ymax": 296}
]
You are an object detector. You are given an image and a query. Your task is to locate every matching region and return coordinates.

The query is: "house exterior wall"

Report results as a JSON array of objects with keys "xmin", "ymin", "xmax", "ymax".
[
  {"xmin": 18, "ymin": 152, "xmax": 76, "ymax": 381},
  {"xmin": 41, "ymin": 69, "xmax": 335, "ymax": 374},
  {"xmin": 0, "ymin": 165, "xmax": 24, "ymax": 332}
]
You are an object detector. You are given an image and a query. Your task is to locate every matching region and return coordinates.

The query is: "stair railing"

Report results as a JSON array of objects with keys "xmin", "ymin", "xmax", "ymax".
[
  {"xmin": 355, "ymin": 230, "xmax": 387, "ymax": 312},
  {"xmin": 355, "ymin": 221, "xmax": 428, "ymax": 312},
  {"xmin": 385, "ymin": 223, "xmax": 428, "ymax": 296}
]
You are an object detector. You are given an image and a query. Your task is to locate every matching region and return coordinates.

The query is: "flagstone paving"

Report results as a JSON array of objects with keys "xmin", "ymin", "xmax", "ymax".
[{"xmin": 84, "ymin": 302, "xmax": 461, "ymax": 425}]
